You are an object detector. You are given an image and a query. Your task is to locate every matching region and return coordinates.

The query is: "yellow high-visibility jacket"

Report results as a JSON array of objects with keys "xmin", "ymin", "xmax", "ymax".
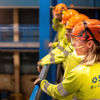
[
  {"xmin": 52, "ymin": 18, "xmax": 66, "ymax": 48},
  {"xmin": 40, "ymin": 51, "xmax": 83, "ymax": 100},
  {"xmin": 40, "ymin": 36, "xmax": 74, "ymax": 68},
  {"xmin": 40, "ymin": 63, "xmax": 100, "ymax": 100}
]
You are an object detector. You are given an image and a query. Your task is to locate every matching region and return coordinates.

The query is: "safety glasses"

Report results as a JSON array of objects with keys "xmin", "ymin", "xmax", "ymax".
[{"xmin": 71, "ymin": 37, "xmax": 87, "ymax": 49}]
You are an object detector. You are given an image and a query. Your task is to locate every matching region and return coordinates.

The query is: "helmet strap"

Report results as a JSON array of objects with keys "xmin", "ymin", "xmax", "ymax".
[
  {"xmin": 83, "ymin": 20, "xmax": 100, "ymax": 45},
  {"xmin": 83, "ymin": 20, "xmax": 96, "ymax": 40},
  {"xmin": 77, "ymin": 20, "xmax": 99, "ymax": 45}
]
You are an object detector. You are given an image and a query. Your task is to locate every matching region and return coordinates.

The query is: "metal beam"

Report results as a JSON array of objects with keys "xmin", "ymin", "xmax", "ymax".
[
  {"xmin": 39, "ymin": 0, "xmax": 50, "ymax": 59},
  {"xmin": 39, "ymin": 0, "xmax": 55, "ymax": 100}
]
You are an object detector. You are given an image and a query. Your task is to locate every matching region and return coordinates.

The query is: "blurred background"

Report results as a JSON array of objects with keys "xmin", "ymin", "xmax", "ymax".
[{"xmin": 0, "ymin": 0, "xmax": 99, "ymax": 100}]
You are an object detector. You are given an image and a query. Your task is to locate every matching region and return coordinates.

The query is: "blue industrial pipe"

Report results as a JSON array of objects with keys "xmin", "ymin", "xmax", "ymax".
[{"xmin": 30, "ymin": 85, "xmax": 39, "ymax": 100}]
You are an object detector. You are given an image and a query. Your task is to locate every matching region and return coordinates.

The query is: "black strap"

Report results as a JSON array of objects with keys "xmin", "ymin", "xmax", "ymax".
[
  {"xmin": 83, "ymin": 20, "xmax": 100, "ymax": 45},
  {"xmin": 78, "ymin": 30, "xmax": 89, "ymax": 40},
  {"xmin": 83, "ymin": 20, "xmax": 96, "ymax": 41},
  {"xmin": 78, "ymin": 20, "xmax": 95, "ymax": 40},
  {"xmin": 78, "ymin": 20, "xmax": 99, "ymax": 45}
]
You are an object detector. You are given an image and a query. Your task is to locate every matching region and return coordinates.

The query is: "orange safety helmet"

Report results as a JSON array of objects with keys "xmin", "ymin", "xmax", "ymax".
[
  {"xmin": 72, "ymin": 19, "xmax": 100, "ymax": 43},
  {"xmin": 54, "ymin": 3, "xmax": 67, "ymax": 14},
  {"xmin": 65, "ymin": 14, "xmax": 89, "ymax": 29},
  {"xmin": 61, "ymin": 9, "xmax": 79, "ymax": 24}
]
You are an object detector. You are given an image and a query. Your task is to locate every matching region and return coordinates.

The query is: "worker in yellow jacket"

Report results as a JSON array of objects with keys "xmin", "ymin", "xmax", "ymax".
[
  {"xmin": 49, "ymin": 3, "xmax": 68, "ymax": 48},
  {"xmin": 34, "ymin": 19, "xmax": 100, "ymax": 100}
]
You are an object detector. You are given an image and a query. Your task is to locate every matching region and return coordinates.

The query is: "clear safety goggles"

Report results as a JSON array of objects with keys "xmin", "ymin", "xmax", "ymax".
[{"xmin": 71, "ymin": 37, "xmax": 87, "ymax": 49}]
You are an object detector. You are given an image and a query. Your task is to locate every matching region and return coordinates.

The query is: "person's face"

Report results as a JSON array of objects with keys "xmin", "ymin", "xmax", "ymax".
[
  {"xmin": 65, "ymin": 29, "xmax": 72, "ymax": 42},
  {"xmin": 72, "ymin": 38, "xmax": 90, "ymax": 56},
  {"xmin": 55, "ymin": 13, "xmax": 62, "ymax": 20}
]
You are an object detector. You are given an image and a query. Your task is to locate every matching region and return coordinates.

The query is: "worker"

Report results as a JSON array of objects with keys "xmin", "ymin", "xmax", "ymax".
[
  {"xmin": 49, "ymin": 3, "xmax": 68, "ymax": 48},
  {"xmin": 34, "ymin": 19, "xmax": 100, "ymax": 100}
]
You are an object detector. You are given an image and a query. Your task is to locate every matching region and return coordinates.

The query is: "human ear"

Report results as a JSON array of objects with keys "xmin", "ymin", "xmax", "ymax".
[{"xmin": 87, "ymin": 40, "xmax": 94, "ymax": 49}]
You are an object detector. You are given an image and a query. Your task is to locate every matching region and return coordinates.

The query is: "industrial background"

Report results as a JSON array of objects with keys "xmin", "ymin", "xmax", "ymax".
[{"xmin": 0, "ymin": 0, "xmax": 99, "ymax": 100}]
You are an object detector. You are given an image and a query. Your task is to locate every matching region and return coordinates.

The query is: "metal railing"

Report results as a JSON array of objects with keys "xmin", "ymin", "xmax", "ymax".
[{"xmin": 30, "ymin": 65, "xmax": 50, "ymax": 100}]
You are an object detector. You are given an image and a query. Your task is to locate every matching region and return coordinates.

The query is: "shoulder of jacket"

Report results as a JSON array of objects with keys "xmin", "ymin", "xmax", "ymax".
[{"xmin": 73, "ymin": 64, "xmax": 87, "ymax": 73}]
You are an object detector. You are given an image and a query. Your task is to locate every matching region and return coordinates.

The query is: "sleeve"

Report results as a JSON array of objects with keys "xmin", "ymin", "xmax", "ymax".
[
  {"xmin": 52, "ymin": 43, "xmax": 74, "ymax": 64},
  {"xmin": 40, "ymin": 51, "xmax": 66, "ymax": 66},
  {"xmin": 39, "ymin": 41, "xmax": 66, "ymax": 66},
  {"xmin": 52, "ymin": 18, "xmax": 60, "ymax": 31},
  {"xmin": 40, "ymin": 70, "xmax": 81, "ymax": 99},
  {"xmin": 40, "ymin": 41, "xmax": 74, "ymax": 66},
  {"xmin": 52, "ymin": 42, "xmax": 59, "ymax": 48},
  {"xmin": 40, "ymin": 80, "xmax": 65, "ymax": 99},
  {"xmin": 39, "ymin": 38, "xmax": 74, "ymax": 67},
  {"xmin": 62, "ymin": 70, "xmax": 81, "ymax": 93},
  {"xmin": 53, "ymin": 52, "xmax": 66, "ymax": 64},
  {"xmin": 40, "ymin": 54, "xmax": 51, "ymax": 67},
  {"xmin": 39, "ymin": 48, "xmax": 64, "ymax": 67}
]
